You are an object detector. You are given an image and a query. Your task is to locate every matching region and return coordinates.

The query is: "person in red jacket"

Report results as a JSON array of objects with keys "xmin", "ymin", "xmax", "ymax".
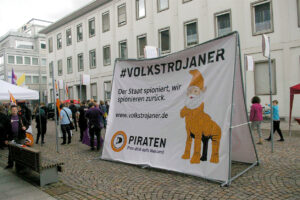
[{"xmin": 250, "ymin": 96, "xmax": 263, "ymax": 144}]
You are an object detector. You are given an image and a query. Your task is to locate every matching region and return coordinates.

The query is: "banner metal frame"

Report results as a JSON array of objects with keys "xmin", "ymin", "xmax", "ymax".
[{"xmin": 102, "ymin": 31, "xmax": 259, "ymax": 186}]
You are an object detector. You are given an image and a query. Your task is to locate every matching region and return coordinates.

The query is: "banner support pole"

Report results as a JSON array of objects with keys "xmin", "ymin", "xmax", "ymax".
[
  {"xmin": 244, "ymin": 55, "xmax": 247, "ymax": 109},
  {"xmin": 51, "ymin": 64, "xmax": 59, "ymax": 153}
]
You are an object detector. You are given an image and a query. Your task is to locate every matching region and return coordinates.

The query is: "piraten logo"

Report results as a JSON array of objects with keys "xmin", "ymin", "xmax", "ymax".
[{"xmin": 111, "ymin": 131, "xmax": 127, "ymax": 152}]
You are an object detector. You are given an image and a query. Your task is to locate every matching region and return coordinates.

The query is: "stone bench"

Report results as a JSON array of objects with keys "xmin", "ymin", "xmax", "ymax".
[{"xmin": 8, "ymin": 143, "xmax": 64, "ymax": 186}]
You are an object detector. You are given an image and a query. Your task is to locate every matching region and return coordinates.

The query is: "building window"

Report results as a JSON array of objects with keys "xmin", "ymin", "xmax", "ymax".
[
  {"xmin": 25, "ymin": 76, "xmax": 31, "ymax": 84},
  {"xmin": 254, "ymin": 60, "xmax": 276, "ymax": 95},
  {"xmin": 57, "ymin": 33, "xmax": 62, "ymax": 50},
  {"xmin": 24, "ymin": 57, "xmax": 31, "ymax": 65},
  {"xmin": 89, "ymin": 49, "xmax": 96, "ymax": 68},
  {"xmin": 137, "ymin": 34, "xmax": 147, "ymax": 58},
  {"xmin": 48, "ymin": 37, "xmax": 53, "ymax": 53},
  {"xmin": 33, "ymin": 76, "xmax": 39, "ymax": 84},
  {"xmin": 77, "ymin": 24, "xmax": 83, "ymax": 42},
  {"xmin": 0, "ymin": 55, "xmax": 3, "ymax": 65},
  {"xmin": 104, "ymin": 81, "xmax": 112, "ymax": 100},
  {"xmin": 251, "ymin": 0, "xmax": 273, "ymax": 35},
  {"xmin": 102, "ymin": 11, "xmax": 110, "ymax": 32},
  {"xmin": 68, "ymin": 86, "xmax": 73, "ymax": 99},
  {"xmin": 41, "ymin": 58, "xmax": 46, "ymax": 66},
  {"xmin": 184, "ymin": 20, "xmax": 198, "ymax": 48},
  {"xmin": 158, "ymin": 0, "xmax": 169, "ymax": 12},
  {"xmin": 159, "ymin": 27, "xmax": 170, "ymax": 54},
  {"xmin": 136, "ymin": 0, "xmax": 146, "ymax": 19},
  {"xmin": 42, "ymin": 76, "xmax": 47, "ymax": 84},
  {"xmin": 67, "ymin": 57, "xmax": 73, "ymax": 74},
  {"xmin": 16, "ymin": 56, "xmax": 23, "ymax": 65},
  {"xmin": 58, "ymin": 60, "xmax": 63, "ymax": 76},
  {"xmin": 8, "ymin": 55, "xmax": 15, "ymax": 64},
  {"xmin": 40, "ymin": 41, "xmax": 46, "ymax": 49},
  {"xmin": 49, "ymin": 61, "xmax": 53, "ymax": 77},
  {"xmin": 215, "ymin": 10, "xmax": 232, "ymax": 37},
  {"xmin": 66, "ymin": 28, "xmax": 72, "ymax": 46},
  {"xmin": 91, "ymin": 83, "xmax": 97, "ymax": 102},
  {"xmin": 118, "ymin": 4, "xmax": 127, "ymax": 26},
  {"xmin": 78, "ymin": 53, "xmax": 84, "ymax": 71},
  {"xmin": 89, "ymin": 18, "xmax": 95, "ymax": 37},
  {"xmin": 103, "ymin": 45, "xmax": 111, "ymax": 66},
  {"xmin": 16, "ymin": 41, "xmax": 34, "ymax": 50},
  {"xmin": 119, "ymin": 40, "xmax": 128, "ymax": 59},
  {"xmin": 32, "ymin": 57, "xmax": 39, "ymax": 65}
]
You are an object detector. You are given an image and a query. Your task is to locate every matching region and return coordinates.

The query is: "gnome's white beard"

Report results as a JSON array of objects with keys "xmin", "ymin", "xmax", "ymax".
[{"xmin": 185, "ymin": 94, "xmax": 204, "ymax": 110}]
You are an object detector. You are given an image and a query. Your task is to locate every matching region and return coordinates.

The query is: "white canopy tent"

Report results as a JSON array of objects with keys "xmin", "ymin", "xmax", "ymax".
[{"xmin": 0, "ymin": 80, "xmax": 39, "ymax": 100}]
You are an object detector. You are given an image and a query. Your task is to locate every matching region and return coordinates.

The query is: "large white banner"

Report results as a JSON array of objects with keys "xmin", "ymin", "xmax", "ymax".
[{"xmin": 102, "ymin": 33, "xmax": 238, "ymax": 182}]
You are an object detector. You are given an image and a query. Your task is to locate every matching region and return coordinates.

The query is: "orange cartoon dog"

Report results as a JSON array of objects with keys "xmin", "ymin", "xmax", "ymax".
[{"xmin": 180, "ymin": 69, "xmax": 221, "ymax": 164}]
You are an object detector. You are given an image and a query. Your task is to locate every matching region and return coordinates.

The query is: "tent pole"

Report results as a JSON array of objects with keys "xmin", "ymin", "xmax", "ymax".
[
  {"xmin": 51, "ymin": 64, "xmax": 59, "ymax": 153},
  {"xmin": 268, "ymin": 37, "xmax": 274, "ymax": 153}
]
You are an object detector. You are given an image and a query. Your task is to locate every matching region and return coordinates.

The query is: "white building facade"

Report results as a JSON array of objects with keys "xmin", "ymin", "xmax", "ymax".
[
  {"xmin": 41, "ymin": 0, "xmax": 300, "ymax": 118},
  {"xmin": 0, "ymin": 19, "xmax": 52, "ymax": 103}
]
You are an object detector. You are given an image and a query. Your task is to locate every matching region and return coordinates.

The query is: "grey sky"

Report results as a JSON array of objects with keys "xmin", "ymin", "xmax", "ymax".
[{"xmin": 0, "ymin": 0, "xmax": 94, "ymax": 36}]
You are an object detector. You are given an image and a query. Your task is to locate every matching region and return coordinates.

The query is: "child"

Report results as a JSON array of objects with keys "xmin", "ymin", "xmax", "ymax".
[
  {"xmin": 250, "ymin": 96, "xmax": 263, "ymax": 144},
  {"xmin": 265, "ymin": 100, "xmax": 284, "ymax": 141}
]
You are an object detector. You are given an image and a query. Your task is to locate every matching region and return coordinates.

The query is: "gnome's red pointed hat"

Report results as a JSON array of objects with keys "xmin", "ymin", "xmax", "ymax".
[{"xmin": 188, "ymin": 69, "xmax": 205, "ymax": 91}]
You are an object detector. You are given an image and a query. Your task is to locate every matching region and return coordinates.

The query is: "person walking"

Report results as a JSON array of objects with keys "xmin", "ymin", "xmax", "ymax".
[
  {"xmin": 0, "ymin": 105, "xmax": 10, "ymax": 149},
  {"xmin": 78, "ymin": 101, "xmax": 88, "ymax": 142},
  {"xmin": 265, "ymin": 100, "xmax": 284, "ymax": 142},
  {"xmin": 85, "ymin": 103, "xmax": 104, "ymax": 150},
  {"xmin": 250, "ymin": 96, "xmax": 263, "ymax": 144},
  {"xmin": 35, "ymin": 105, "xmax": 47, "ymax": 144},
  {"xmin": 60, "ymin": 104, "xmax": 72, "ymax": 145},
  {"xmin": 69, "ymin": 100, "xmax": 78, "ymax": 131},
  {"xmin": 5, "ymin": 105, "xmax": 29, "ymax": 169}
]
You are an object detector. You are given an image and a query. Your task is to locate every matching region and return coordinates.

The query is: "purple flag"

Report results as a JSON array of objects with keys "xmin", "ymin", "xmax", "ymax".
[{"xmin": 11, "ymin": 69, "xmax": 17, "ymax": 85}]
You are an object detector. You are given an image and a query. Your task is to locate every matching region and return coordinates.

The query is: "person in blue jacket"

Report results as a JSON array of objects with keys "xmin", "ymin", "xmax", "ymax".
[{"xmin": 265, "ymin": 100, "xmax": 284, "ymax": 141}]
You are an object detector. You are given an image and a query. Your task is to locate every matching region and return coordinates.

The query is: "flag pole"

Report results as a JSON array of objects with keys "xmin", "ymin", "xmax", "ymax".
[
  {"xmin": 51, "ymin": 64, "xmax": 59, "ymax": 153},
  {"xmin": 244, "ymin": 55, "xmax": 247, "ymax": 108},
  {"xmin": 38, "ymin": 60, "xmax": 42, "ymax": 147},
  {"xmin": 267, "ymin": 37, "xmax": 274, "ymax": 153}
]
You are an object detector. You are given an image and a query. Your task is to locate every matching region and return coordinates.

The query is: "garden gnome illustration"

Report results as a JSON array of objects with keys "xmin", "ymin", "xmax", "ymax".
[{"xmin": 180, "ymin": 69, "xmax": 221, "ymax": 164}]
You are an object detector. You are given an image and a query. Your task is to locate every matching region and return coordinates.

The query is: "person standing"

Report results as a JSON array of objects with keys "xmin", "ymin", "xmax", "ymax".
[
  {"xmin": 69, "ymin": 100, "xmax": 78, "ymax": 131},
  {"xmin": 99, "ymin": 100, "xmax": 107, "ymax": 128},
  {"xmin": 85, "ymin": 103, "xmax": 104, "ymax": 150},
  {"xmin": 250, "ymin": 96, "xmax": 263, "ymax": 144},
  {"xmin": 35, "ymin": 105, "xmax": 47, "ymax": 144},
  {"xmin": 5, "ymin": 105, "xmax": 29, "ymax": 169},
  {"xmin": 0, "ymin": 105, "xmax": 10, "ymax": 149},
  {"xmin": 105, "ymin": 101, "xmax": 109, "ymax": 114},
  {"xmin": 265, "ymin": 100, "xmax": 284, "ymax": 142},
  {"xmin": 77, "ymin": 101, "xmax": 88, "ymax": 142},
  {"xmin": 60, "ymin": 104, "xmax": 72, "ymax": 145}
]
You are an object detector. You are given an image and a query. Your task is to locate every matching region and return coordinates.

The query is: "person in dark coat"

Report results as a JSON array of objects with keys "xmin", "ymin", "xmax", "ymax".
[
  {"xmin": 0, "ymin": 105, "xmax": 10, "ymax": 149},
  {"xmin": 35, "ymin": 105, "xmax": 47, "ymax": 144},
  {"xmin": 5, "ymin": 105, "xmax": 29, "ymax": 169},
  {"xmin": 78, "ymin": 101, "xmax": 88, "ymax": 142},
  {"xmin": 69, "ymin": 100, "xmax": 78, "ymax": 131},
  {"xmin": 105, "ymin": 101, "xmax": 109, "ymax": 114},
  {"xmin": 85, "ymin": 103, "xmax": 104, "ymax": 150}
]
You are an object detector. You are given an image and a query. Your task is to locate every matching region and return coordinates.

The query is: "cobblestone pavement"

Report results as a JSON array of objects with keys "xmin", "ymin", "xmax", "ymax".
[{"xmin": 1, "ymin": 121, "xmax": 300, "ymax": 200}]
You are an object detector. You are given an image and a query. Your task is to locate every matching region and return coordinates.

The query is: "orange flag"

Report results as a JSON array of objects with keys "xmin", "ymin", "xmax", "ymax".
[
  {"xmin": 8, "ymin": 90, "xmax": 16, "ymax": 105},
  {"xmin": 55, "ymin": 81, "xmax": 61, "ymax": 115}
]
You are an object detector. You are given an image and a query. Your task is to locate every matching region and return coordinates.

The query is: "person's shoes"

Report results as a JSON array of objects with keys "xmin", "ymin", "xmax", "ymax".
[
  {"xmin": 42, "ymin": 141, "xmax": 45, "ymax": 144},
  {"xmin": 5, "ymin": 165, "xmax": 13, "ymax": 169},
  {"xmin": 257, "ymin": 138, "xmax": 263, "ymax": 145},
  {"xmin": 68, "ymin": 141, "xmax": 71, "ymax": 144},
  {"xmin": 278, "ymin": 139, "xmax": 285, "ymax": 142},
  {"xmin": 61, "ymin": 142, "xmax": 66, "ymax": 145},
  {"xmin": 265, "ymin": 138, "xmax": 271, "ymax": 141},
  {"xmin": 91, "ymin": 147, "xmax": 95, "ymax": 151},
  {"xmin": 35, "ymin": 142, "xmax": 38, "ymax": 144}
]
